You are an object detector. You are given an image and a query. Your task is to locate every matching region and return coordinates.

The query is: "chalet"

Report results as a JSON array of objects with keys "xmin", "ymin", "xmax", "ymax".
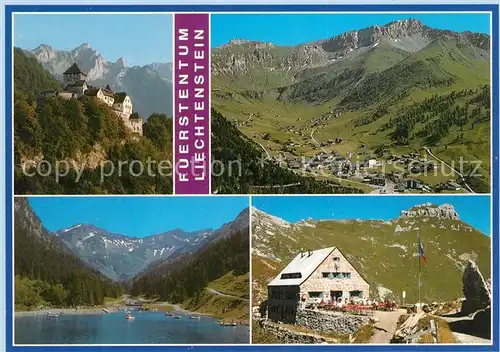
[
  {"xmin": 267, "ymin": 247, "xmax": 369, "ymax": 323},
  {"xmin": 365, "ymin": 158, "xmax": 378, "ymax": 168}
]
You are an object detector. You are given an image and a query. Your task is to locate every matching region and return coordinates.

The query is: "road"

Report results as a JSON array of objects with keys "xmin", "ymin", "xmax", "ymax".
[
  {"xmin": 310, "ymin": 127, "xmax": 329, "ymax": 154},
  {"xmin": 423, "ymin": 147, "xmax": 475, "ymax": 193},
  {"xmin": 250, "ymin": 182, "xmax": 301, "ymax": 189},
  {"xmin": 369, "ymin": 309, "xmax": 406, "ymax": 344},
  {"xmin": 256, "ymin": 140, "xmax": 271, "ymax": 159},
  {"xmin": 370, "ymin": 180, "xmax": 396, "ymax": 194},
  {"xmin": 206, "ymin": 288, "xmax": 249, "ymax": 302}
]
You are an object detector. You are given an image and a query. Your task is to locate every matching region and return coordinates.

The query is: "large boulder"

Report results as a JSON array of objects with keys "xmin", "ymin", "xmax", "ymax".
[{"xmin": 461, "ymin": 260, "xmax": 491, "ymax": 314}]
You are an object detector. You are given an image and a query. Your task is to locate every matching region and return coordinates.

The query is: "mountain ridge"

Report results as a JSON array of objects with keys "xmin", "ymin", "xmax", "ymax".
[
  {"xmin": 52, "ymin": 208, "xmax": 249, "ymax": 281},
  {"xmin": 251, "ymin": 203, "xmax": 490, "ymax": 303},
  {"xmin": 25, "ymin": 43, "xmax": 173, "ymax": 118},
  {"xmin": 211, "ymin": 18, "xmax": 490, "ymax": 194}
]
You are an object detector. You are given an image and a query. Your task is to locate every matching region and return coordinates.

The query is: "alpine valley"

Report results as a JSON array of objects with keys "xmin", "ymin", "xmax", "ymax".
[
  {"xmin": 251, "ymin": 203, "xmax": 491, "ymax": 304},
  {"xmin": 14, "ymin": 198, "xmax": 250, "ymax": 344},
  {"xmin": 211, "ymin": 19, "xmax": 491, "ymax": 194},
  {"xmin": 15, "ymin": 198, "xmax": 250, "ymax": 321}
]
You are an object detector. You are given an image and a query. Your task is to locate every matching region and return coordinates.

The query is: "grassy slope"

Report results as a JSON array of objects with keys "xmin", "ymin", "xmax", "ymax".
[
  {"xmin": 182, "ymin": 272, "xmax": 250, "ymax": 323},
  {"xmin": 212, "ymin": 37, "xmax": 490, "ymax": 193},
  {"xmin": 252, "ymin": 217, "xmax": 490, "ymax": 304}
]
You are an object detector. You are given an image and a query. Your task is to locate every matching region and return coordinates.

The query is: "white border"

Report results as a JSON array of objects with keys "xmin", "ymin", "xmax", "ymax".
[{"xmin": 7, "ymin": 8, "xmax": 496, "ymax": 348}]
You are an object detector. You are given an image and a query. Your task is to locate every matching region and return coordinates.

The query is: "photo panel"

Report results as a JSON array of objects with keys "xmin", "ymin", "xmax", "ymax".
[
  {"xmin": 251, "ymin": 195, "xmax": 492, "ymax": 344},
  {"xmin": 13, "ymin": 13, "xmax": 174, "ymax": 195},
  {"xmin": 211, "ymin": 13, "xmax": 492, "ymax": 195},
  {"xmin": 13, "ymin": 196, "xmax": 250, "ymax": 345}
]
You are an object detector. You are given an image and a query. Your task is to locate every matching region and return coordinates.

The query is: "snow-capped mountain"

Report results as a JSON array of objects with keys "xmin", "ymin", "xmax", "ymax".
[
  {"xmin": 26, "ymin": 43, "xmax": 173, "ymax": 118},
  {"xmin": 55, "ymin": 224, "xmax": 213, "ymax": 281},
  {"xmin": 54, "ymin": 208, "xmax": 250, "ymax": 281}
]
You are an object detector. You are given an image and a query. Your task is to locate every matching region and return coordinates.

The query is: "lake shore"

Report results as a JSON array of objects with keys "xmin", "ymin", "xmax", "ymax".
[
  {"xmin": 15, "ymin": 307, "xmax": 118, "ymax": 317},
  {"xmin": 15, "ymin": 304, "xmax": 213, "ymax": 318}
]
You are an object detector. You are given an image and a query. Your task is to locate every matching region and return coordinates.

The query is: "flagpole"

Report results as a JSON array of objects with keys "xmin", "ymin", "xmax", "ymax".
[{"xmin": 418, "ymin": 232, "xmax": 421, "ymax": 311}]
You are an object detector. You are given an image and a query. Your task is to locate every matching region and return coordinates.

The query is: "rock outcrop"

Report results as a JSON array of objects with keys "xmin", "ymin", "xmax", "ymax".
[
  {"xmin": 461, "ymin": 260, "xmax": 491, "ymax": 314},
  {"xmin": 400, "ymin": 203, "xmax": 459, "ymax": 220}
]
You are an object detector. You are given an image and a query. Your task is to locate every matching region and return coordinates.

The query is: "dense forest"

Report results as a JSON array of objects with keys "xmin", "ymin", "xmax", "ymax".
[
  {"xmin": 381, "ymin": 86, "xmax": 490, "ymax": 145},
  {"xmin": 130, "ymin": 230, "xmax": 249, "ymax": 303},
  {"xmin": 14, "ymin": 48, "xmax": 173, "ymax": 194},
  {"xmin": 211, "ymin": 109, "xmax": 362, "ymax": 194},
  {"xmin": 14, "ymin": 198, "xmax": 123, "ymax": 310}
]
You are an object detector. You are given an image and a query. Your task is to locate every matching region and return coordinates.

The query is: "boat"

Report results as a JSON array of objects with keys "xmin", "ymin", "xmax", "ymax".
[
  {"xmin": 189, "ymin": 315, "xmax": 200, "ymax": 320},
  {"xmin": 165, "ymin": 312, "xmax": 174, "ymax": 317},
  {"xmin": 173, "ymin": 315, "xmax": 182, "ymax": 320},
  {"xmin": 46, "ymin": 312, "xmax": 59, "ymax": 319},
  {"xmin": 125, "ymin": 313, "xmax": 135, "ymax": 320},
  {"xmin": 219, "ymin": 321, "xmax": 237, "ymax": 326},
  {"xmin": 102, "ymin": 308, "xmax": 109, "ymax": 313}
]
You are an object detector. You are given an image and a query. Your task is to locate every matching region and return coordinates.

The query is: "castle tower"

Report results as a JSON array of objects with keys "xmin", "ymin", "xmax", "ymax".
[{"xmin": 63, "ymin": 63, "xmax": 87, "ymax": 86}]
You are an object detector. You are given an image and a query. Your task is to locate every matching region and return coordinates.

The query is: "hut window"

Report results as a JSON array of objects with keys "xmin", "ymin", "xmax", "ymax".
[{"xmin": 281, "ymin": 273, "xmax": 302, "ymax": 279}]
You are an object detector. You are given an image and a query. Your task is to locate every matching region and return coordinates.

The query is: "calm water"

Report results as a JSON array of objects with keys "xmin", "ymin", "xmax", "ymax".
[{"xmin": 15, "ymin": 311, "xmax": 249, "ymax": 344}]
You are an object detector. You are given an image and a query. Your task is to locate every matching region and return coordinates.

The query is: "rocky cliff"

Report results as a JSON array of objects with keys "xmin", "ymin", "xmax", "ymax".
[{"xmin": 400, "ymin": 203, "xmax": 460, "ymax": 220}]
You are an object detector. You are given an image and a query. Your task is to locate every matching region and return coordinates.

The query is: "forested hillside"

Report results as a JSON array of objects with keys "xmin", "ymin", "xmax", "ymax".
[
  {"xmin": 14, "ymin": 48, "xmax": 173, "ymax": 194},
  {"xmin": 14, "ymin": 198, "xmax": 123, "ymax": 310},
  {"xmin": 211, "ymin": 109, "xmax": 362, "ymax": 194},
  {"xmin": 130, "ymin": 229, "xmax": 249, "ymax": 303}
]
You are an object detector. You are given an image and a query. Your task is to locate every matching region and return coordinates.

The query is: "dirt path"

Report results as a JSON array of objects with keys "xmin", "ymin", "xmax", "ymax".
[
  {"xmin": 369, "ymin": 310, "xmax": 405, "ymax": 344},
  {"xmin": 206, "ymin": 288, "xmax": 249, "ymax": 302},
  {"xmin": 452, "ymin": 332, "xmax": 491, "ymax": 344}
]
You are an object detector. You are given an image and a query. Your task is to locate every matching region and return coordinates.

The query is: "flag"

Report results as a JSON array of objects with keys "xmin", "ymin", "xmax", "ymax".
[{"xmin": 418, "ymin": 236, "xmax": 427, "ymax": 264}]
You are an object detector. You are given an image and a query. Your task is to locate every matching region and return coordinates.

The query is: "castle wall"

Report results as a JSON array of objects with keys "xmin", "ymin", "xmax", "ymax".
[
  {"xmin": 63, "ymin": 72, "xmax": 86, "ymax": 85},
  {"xmin": 58, "ymin": 91, "xmax": 77, "ymax": 100},
  {"xmin": 128, "ymin": 119, "xmax": 143, "ymax": 135}
]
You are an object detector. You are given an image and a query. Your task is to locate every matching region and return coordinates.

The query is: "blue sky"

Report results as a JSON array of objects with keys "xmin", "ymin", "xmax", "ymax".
[
  {"xmin": 28, "ymin": 196, "xmax": 248, "ymax": 237},
  {"xmin": 211, "ymin": 13, "xmax": 490, "ymax": 48},
  {"xmin": 253, "ymin": 196, "xmax": 491, "ymax": 236},
  {"xmin": 14, "ymin": 14, "xmax": 173, "ymax": 66}
]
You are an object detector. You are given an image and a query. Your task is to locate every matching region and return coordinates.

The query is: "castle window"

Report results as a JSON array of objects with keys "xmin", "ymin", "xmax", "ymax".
[{"xmin": 333, "ymin": 257, "xmax": 340, "ymax": 262}]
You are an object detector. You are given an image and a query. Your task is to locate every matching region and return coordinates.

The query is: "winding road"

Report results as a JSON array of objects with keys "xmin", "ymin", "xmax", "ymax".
[{"xmin": 423, "ymin": 147, "xmax": 475, "ymax": 193}]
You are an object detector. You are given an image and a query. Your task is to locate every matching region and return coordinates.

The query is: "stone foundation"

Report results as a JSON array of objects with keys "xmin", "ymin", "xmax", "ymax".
[
  {"xmin": 296, "ymin": 308, "xmax": 371, "ymax": 335},
  {"xmin": 260, "ymin": 320, "xmax": 333, "ymax": 344}
]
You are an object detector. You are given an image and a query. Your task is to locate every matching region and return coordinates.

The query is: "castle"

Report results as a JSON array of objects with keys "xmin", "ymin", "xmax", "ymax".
[{"xmin": 39, "ymin": 63, "xmax": 143, "ymax": 135}]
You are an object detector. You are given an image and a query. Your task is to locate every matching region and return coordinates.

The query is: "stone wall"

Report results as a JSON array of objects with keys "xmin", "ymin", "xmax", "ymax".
[
  {"xmin": 296, "ymin": 308, "xmax": 371, "ymax": 335},
  {"xmin": 260, "ymin": 320, "xmax": 334, "ymax": 344}
]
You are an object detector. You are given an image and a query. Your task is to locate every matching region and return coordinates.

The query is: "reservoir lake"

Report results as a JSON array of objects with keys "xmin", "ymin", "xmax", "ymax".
[{"xmin": 15, "ymin": 311, "xmax": 249, "ymax": 344}]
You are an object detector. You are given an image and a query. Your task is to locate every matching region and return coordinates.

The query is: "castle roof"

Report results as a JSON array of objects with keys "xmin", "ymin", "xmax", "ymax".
[
  {"xmin": 64, "ymin": 63, "xmax": 87, "ymax": 76},
  {"xmin": 102, "ymin": 88, "xmax": 114, "ymax": 98},
  {"xmin": 114, "ymin": 92, "xmax": 128, "ymax": 103},
  {"xmin": 84, "ymin": 88, "xmax": 100, "ymax": 97}
]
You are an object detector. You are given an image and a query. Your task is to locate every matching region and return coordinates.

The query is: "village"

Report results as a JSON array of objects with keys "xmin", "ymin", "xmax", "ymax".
[
  {"xmin": 39, "ymin": 63, "xmax": 144, "ymax": 135},
  {"xmin": 259, "ymin": 139, "xmax": 464, "ymax": 194},
  {"xmin": 233, "ymin": 110, "xmax": 466, "ymax": 194}
]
